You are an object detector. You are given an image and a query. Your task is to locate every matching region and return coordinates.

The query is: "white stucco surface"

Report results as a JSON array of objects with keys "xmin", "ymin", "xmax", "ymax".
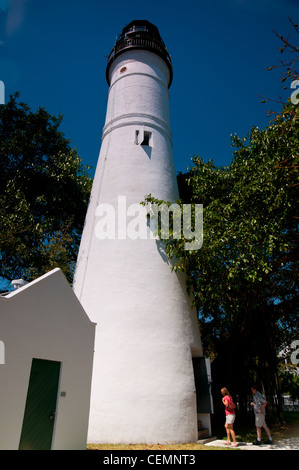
[
  {"xmin": 73, "ymin": 49, "xmax": 204, "ymax": 444},
  {"xmin": 0, "ymin": 268, "xmax": 95, "ymax": 450}
]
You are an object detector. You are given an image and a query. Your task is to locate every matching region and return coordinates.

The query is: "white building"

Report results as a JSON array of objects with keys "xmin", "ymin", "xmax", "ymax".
[
  {"xmin": 73, "ymin": 20, "xmax": 212, "ymax": 444},
  {"xmin": 0, "ymin": 268, "xmax": 95, "ymax": 450}
]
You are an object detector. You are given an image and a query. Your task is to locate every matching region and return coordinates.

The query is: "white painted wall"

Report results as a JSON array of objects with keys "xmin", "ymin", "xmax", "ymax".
[
  {"xmin": 73, "ymin": 49, "xmax": 204, "ymax": 444},
  {"xmin": 0, "ymin": 268, "xmax": 95, "ymax": 450}
]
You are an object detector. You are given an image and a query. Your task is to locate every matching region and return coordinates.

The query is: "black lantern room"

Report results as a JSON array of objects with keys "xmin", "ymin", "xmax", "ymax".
[{"xmin": 106, "ymin": 20, "xmax": 173, "ymax": 88}]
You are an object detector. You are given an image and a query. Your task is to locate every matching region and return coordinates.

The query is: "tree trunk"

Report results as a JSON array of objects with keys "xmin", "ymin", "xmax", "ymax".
[
  {"xmin": 259, "ymin": 309, "xmax": 286, "ymax": 426},
  {"xmin": 209, "ymin": 302, "xmax": 286, "ymax": 426}
]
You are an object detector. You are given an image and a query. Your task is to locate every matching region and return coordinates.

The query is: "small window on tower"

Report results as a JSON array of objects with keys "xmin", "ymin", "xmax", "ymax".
[
  {"xmin": 135, "ymin": 130, "xmax": 140, "ymax": 145},
  {"xmin": 135, "ymin": 129, "xmax": 153, "ymax": 147},
  {"xmin": 141, "ymin": 131, "xmax": 152, "ymax": 147}
]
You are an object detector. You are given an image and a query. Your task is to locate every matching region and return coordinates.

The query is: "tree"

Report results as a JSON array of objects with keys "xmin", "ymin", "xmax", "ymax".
[
  {"xmin": 146, "ymin": 102, "xmax": 298, "ymax": 423},
  {"xmin": 0, "ymin": 93, "xmax": 92, "ymax": 287},
  {"xmin": 144, "ymin": 69, "xmax": 299, "ymax": 427},
  {"xmin": 267, "ymin": 18, "xmax": 299, "ymax": 89}
]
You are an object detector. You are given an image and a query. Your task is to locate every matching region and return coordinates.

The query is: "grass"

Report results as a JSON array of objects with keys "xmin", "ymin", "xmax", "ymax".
[
  {"xmin": 87, "ymin": 442, "xmax": 225, "ymax": 451},
  {"xmin": 87, "ymin": 412, "xmax": 299, "ymax": 451},
  {"xmin": 236, "ymin": 412, "xmax": 299, "ymax": 444}
]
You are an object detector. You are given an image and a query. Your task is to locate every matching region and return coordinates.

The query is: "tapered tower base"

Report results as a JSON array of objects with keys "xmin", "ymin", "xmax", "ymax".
[{"xmin": 73, "ymin": 20, "xmax": 210, "ymax": 444}]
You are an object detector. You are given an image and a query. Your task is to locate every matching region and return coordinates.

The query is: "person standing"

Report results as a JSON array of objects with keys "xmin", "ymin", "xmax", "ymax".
[
  {"xmin": 250, "ymin": 385, "xmax": 273, "ymax": 445},
  {"xmin": 221, "ymin": 387, "xmax": 238, "ymax": 447}
]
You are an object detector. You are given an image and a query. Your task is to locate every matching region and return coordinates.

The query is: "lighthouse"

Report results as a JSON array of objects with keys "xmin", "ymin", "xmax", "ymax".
[{"xmin": 73, "ymin": 20, "xmax": 211, "ymax": 444}]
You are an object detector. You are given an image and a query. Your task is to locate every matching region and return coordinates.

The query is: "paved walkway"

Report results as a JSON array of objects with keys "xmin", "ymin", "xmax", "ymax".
[{"xmin": 204, "ymin": 436, "xmax": 299, "ymax": 450}]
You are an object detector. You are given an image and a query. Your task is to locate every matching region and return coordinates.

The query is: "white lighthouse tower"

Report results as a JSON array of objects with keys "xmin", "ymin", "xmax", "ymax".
[{"xmin": 73, "ymin": 20, "xmax": 211, "ymax": 444}]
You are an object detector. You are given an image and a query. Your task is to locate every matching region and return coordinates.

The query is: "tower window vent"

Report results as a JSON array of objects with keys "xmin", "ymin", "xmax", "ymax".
[
  {"xmin": 135, "ymin": 130, "xmax": 140, "ymax": 145},
  {"xmin": 135, "ymin": 129, "xmax": 152, "ymax": 147},
  {"xmin": 141, "ymin": 131, "xmax": 151, "ymax": 146}
]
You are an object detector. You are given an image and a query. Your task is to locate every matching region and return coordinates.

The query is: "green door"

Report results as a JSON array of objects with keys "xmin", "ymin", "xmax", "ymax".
[{"xmin": 19, "ymin": 358, "xmax": 61, "ymax": 450}]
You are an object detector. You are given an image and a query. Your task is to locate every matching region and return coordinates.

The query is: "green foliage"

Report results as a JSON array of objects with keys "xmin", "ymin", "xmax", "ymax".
[
  {"xmin": 144, "ymin": 20, "xmax": 299, "ymax": 422},
  {"xmin": 0, "ymin": 93, "xmax": 92, "ymax": 286},
  {"xmin": 144, "ymin": 101, "xmax": 299, "ymax": 422}
]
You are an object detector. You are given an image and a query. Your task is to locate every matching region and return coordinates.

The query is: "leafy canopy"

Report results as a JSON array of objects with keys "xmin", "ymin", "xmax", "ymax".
[
  {"xmin": 144, "ymin": 100, "xmax": 298, "ymax": 421},
  {"xmin": 0, "ymin": 93, "xmax": 92, "ymax": 287}
]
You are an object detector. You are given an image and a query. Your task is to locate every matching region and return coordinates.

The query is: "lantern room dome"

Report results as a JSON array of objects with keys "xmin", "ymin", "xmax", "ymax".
[{"xmin": 106, "ymin": 20, "xmax": 173, "ymax": 88}]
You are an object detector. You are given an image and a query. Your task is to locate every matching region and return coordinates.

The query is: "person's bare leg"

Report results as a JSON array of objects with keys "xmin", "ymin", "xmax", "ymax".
[
  {"xmin": 228, "ymin": 424, "xmax": 237, "ymax": 445},
  {"xmin": 224, "ymin": 423, "xmax": 231, "ymax": 444},
  {"xmin": 257, "ymin": 426, "xmax": 262, "ymax": 440},
  {"xmin": 263, "ymin": 424, "xmax": 272, "ymax": 439}
]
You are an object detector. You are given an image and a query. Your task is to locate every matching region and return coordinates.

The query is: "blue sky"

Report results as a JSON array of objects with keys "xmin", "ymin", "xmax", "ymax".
[{"xmin": 1, "ymin": 0, "xmax": 299, "ymax": 176}]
